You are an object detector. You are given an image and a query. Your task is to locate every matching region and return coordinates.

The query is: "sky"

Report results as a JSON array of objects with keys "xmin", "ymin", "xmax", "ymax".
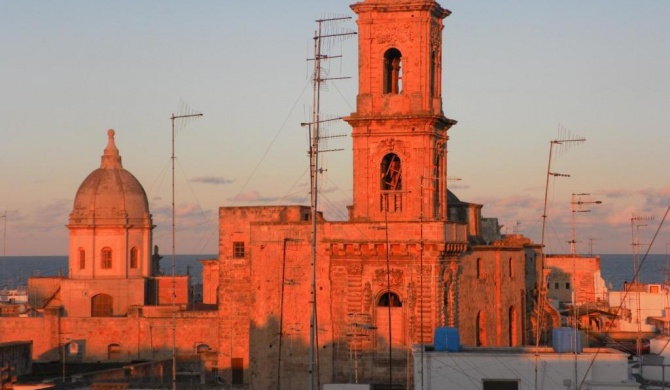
[{"xmin": 0, "ymin": 1, "xmax": 669, "ymax": 257}]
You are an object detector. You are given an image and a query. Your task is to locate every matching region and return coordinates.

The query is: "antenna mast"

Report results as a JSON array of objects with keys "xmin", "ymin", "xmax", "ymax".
[
  {"xmin": 169, "ymin": 103, "xmax": 202, "ymax": 390},
  {"xmin": 302, "ymin": 16, "xmax": 355, "ymax": 390},
  {"xmin": 1, "ymin": 210, "xmax": 17, "ymax": 257},
  {"xmin": 534, "ymin": 125, "xmax": 585, "ymax": 390},
  {"xmin": 631, "ymin": 215, "xmax": 653, "ymax": 284}
]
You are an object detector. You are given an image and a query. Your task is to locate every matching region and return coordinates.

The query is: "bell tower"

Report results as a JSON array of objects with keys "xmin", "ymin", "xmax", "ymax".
[{"xmin": 346, "ymin": 0, "xmax": 457, "ymax": 222}]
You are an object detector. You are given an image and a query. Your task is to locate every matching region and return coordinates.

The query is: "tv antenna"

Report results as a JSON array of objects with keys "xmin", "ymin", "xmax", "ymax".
[
  {"xmin": 535, "ymin": 125, "xmax": 585, "ymax": 390},
  {"xmin": 169, "ymin": 101, "xmax": 203, "ymax": 390},
  {"xmin": 300, "ymin": 16, "xmax": 355, "ymax": 390},
  {"xmin": 631, "ymin": 214, "xmax": 654, "ymax": 283},
  {"xmin": 1, "ymin": 210, "xmax": 17, "ymax": 257}
]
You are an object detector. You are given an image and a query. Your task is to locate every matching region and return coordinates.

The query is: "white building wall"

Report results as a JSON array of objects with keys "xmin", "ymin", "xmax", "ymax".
[
  {"xmin": 414, "ymin": 347, "xmax": 638, "ymax": 390},
  {"xmin": 609, "ymin": 288, "xmax": 670, "ymax": 333}
]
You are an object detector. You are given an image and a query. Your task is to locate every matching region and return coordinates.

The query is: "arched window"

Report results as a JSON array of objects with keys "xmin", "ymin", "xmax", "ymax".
[
  {"xmin": 79, "ymin": 248, "xmax": 85, "ymax": 269},
  {"xmin": 377, "ymin": 292, "xmax": 402, "ymax": 307},
  {"xmin": 509, "ymin": 306, "xmax": 518, "ymax": 346},
  {"xmin": 101, "ymin": 247, "xmax": 112, "ymax": 269},
  {"xmin": 130, "ymin": 247, "xmax": 138, "ymax": 269},
  {"xmin": 92, "ymin": 293, "xmax": 113, "ymax": 317},
  {"xmin": 383, "ymin": 48, "xmax": 402, "ymax": 94},
  {"xmin": 476, "ymin": 310, "xmax": 486, "ymax": 346}
]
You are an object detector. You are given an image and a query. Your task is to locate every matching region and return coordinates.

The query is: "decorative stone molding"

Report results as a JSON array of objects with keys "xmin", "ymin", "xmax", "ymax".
[
  {"xmin": 407, "ymin": 282, "xmax": 415, "ymax": 311},
  {"xmin": 377, "ymin": 138, "xmax": 407, "ymax": 156},
  {"xmin": 363, "ymin": 282, "xmax": 373, "ymax": 312},
  {"xmin": 374, "ymin": 268, "xmax": 403, "ymax": 286},
  {"xmin": 347, "ymin": 264, "xmax": 363, "ymax": 275},
  {"xmin": 374, "ymin": 24, "xmax": 413, "ymax": 45}
]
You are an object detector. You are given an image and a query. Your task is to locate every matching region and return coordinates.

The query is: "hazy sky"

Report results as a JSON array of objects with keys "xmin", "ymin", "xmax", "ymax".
[{"xmin": 1, "ymin": 1, "xmax": 669, "ymax": 257}]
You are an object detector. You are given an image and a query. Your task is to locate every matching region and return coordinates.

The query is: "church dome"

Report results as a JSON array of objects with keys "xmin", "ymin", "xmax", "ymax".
[{"xmin": 68, "ymin": 129, "xmax": 151, "ymax": 227}]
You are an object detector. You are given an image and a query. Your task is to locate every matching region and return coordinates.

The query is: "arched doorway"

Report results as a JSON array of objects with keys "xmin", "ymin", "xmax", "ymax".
[{"xmin": 375, "ymin": 291, "xmax": 404, "ymax": 348}]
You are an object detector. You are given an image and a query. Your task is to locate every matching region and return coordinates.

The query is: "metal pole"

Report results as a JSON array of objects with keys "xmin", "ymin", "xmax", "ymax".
[
  {"xmin": 384, "ymin": 194, "xmax": 392, "ymax": 389},
  {"xmin": 571, "ymin": 193, "xmax": 578, "ymax": 390},
  {"xmin": 169, "ymin": 112, "xmax": 203, "ymax": 390},
  {"xmin": 309, "ymin": 23, "xmax": 321, "ymax": 390},
  {"xmin": 1, "ymin": 210, "xmax": 17, "ymax": 257},
  {"xmin": 171, "ymin": 114, "xmax": 176, "ymax": 390},
  {"xmin": 569, "ymin": 193, "xmax": 601, "ymax": 390}
]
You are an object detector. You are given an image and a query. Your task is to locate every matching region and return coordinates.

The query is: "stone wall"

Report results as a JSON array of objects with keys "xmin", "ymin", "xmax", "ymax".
[
  {"xmin": 0, "ymin": 308, "xmax": 217, "ymax": 363},
  {"xmin": 458, "ymin": 247, "xmax": 528, "ymax": 347},
  {"xmin": 545, "ymin": 255, "xmax": 602, "ymax": 305}
]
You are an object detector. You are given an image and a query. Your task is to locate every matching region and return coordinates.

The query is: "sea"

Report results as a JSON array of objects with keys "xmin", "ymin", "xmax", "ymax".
[
  {"xmin": 0, "ymin": 253, "xmax": 668, "ymax": 291},
  {"xmin": 0, "ymin": 254, "xmax": 216, "ymax": 289}
]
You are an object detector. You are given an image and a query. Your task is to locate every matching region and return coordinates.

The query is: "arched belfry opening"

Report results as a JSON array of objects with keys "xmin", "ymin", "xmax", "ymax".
[
  {"xmin": 381, "ymin": 153, "xmax": 402, "ymax": 191},
  {"xmin": 383, "ymin": 48, "xmax": 402, "ymax": 94},
  {"xmin": 380, "ymin": 153, "xmax": 403, "ymax": 213}
]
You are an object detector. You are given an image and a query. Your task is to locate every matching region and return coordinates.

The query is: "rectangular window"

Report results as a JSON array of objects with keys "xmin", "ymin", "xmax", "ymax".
[
  {"xmin": 79, "ymin": 249, "xmax": 86, "ymax": 269},
  {"xmin": 483, "ymin": 379, "xmax": 519, "ymax": 390},
  {"xmin": 232, "ymin": 357, "xmax": 244, "ymax": 385},
  {"xmin": 566, "ymin": 282, "xmax": 570, "ymax": 289},
  {"xmin": 233, "ymin": 242, "xmax": 245, "ymax": 258},
  {"xmin": 554, "ymin": 282, "xmax": 559, "ymax": 289}
]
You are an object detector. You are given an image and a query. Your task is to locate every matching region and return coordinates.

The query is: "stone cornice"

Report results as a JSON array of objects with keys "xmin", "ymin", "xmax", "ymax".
[
  {"xmin": 351, "ymin": 1, "xmax": 451, "ymax": 20},
  {"xmin": 344, "ymin": 114, "xmax": 457, "ymax": 130}
]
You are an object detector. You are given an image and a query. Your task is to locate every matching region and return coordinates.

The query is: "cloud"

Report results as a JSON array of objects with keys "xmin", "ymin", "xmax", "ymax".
[
  {"xmin": 151, "ymin": 203, "xmax": 216, "ymax": 233},
  {"xmin": 191, "ymin": 176, "xmax": 235, "ymax": 185},
  {"xmin": 637, "ymin": 184, "xmax": 670, "ymax": 208},
  {"xmin": 599, "ymin": 188, "xmax": 634, "ymax": 199},
  {"xmin": 15, "ymin": 199, "xmax": 72, "ymax": 235},
  {"xmin": 226, "ymin": 189, "xmax": 310, "ymax": 204},
  {"xmin": 229, "ymin": 191, "xmax": 280, "ymax": 203}
]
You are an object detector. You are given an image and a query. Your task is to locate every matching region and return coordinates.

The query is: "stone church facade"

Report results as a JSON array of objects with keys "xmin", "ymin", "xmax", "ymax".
[{"xmin": 215, "ymin": 0, "xmax": 542, "ymax": 388}]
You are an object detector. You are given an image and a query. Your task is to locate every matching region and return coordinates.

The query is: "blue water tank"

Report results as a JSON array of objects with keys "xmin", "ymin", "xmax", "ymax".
[
  {"xmin": 552, "ymin": 327, "xmax": 582, "ymax": 353},
  {"xmin": 434, "ymin": 327, "xmax": 460, "ymax": 352}
]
